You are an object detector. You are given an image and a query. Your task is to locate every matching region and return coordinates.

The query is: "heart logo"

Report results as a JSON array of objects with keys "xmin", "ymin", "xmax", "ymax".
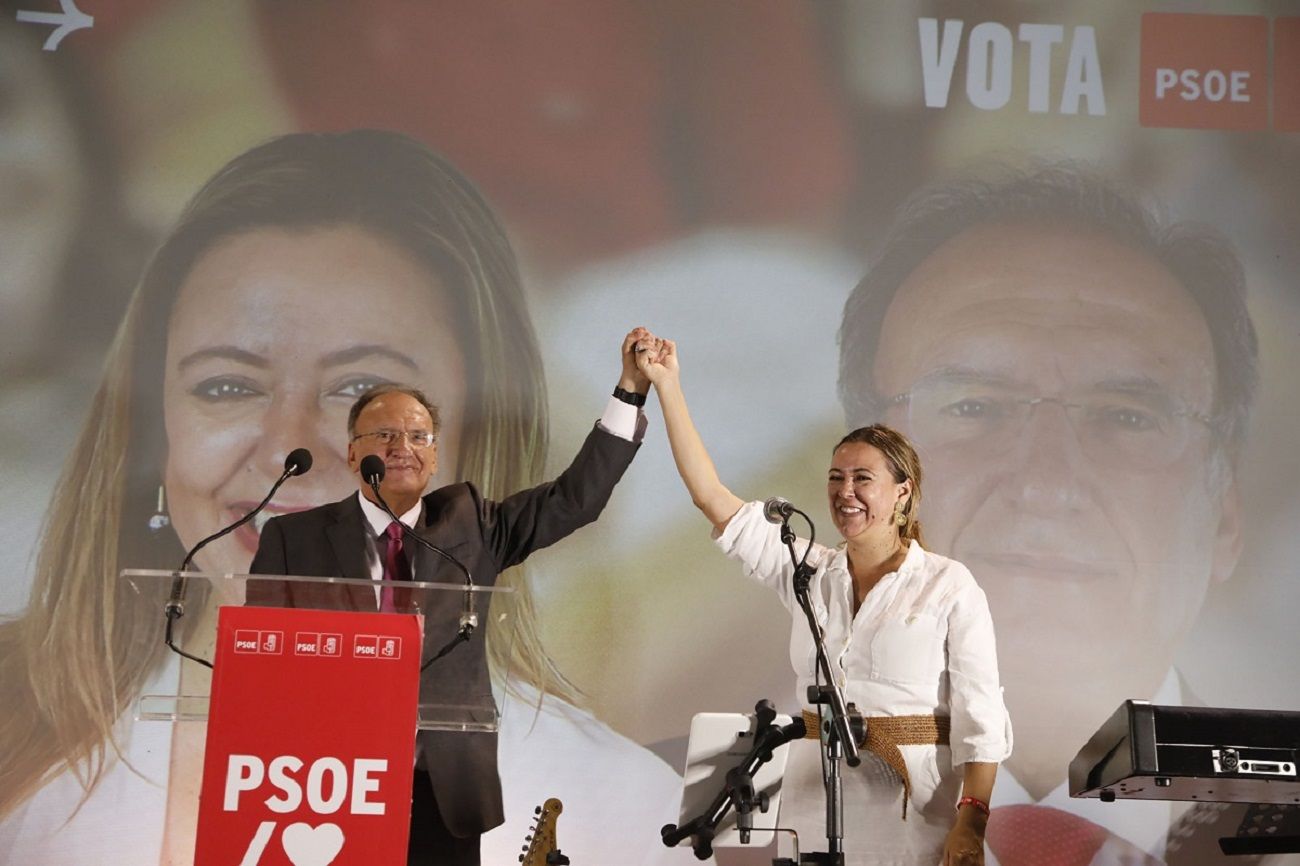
[{"xmin": 281, "ymin": 822, "xmax": 345, "ymax": 866}]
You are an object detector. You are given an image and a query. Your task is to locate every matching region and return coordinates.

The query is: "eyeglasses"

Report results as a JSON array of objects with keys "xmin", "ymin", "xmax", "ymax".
[
  {"xmin": 888, "ymin": 379, "xmax": 1216, "ymax": 470},
  {"xmin": 351, "ymin": 429, "xmax": 436, "ymax": 449}
]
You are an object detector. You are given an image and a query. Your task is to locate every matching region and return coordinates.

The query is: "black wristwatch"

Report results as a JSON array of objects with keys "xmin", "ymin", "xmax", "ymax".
[{"xmin": 612, "ymin": 386, "xmax": 647, "ymax": 407}]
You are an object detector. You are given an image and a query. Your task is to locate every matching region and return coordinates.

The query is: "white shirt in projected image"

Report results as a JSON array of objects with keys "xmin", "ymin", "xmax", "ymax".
[
  {"xmin": 0, "ymin": 661, "xmax": 690, "ymax": 866},
  {"xmin": 988, "ymin": 670, "xmax": 1187, "ymax": 865}
]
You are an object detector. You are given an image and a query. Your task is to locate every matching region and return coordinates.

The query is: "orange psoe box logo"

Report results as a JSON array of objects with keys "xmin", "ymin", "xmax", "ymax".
[{"xmin": 1140, "ymin": 13, "xmax": 1268, "ymax": 130}]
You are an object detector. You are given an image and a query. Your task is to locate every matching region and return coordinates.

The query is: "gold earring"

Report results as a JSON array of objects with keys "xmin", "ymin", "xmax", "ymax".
[{"xmin": 894, "ymin": 501, "xmax": 907, "ymax": 527}]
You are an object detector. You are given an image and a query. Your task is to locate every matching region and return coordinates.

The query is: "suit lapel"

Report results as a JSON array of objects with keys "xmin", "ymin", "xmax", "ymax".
[
  {"xmin": 323, "ymin": 495, "xmax": 378, "ymax": 611},
  {"xmin": 326, "ymin": 495, "xmax": 372, "ymax": 581},
  {"xmin": 412, "ymin": 496, "xmax": 472, "ymax": 585}
]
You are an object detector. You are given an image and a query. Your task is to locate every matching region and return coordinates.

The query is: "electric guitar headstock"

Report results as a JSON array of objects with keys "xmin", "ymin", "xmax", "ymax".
[{"xmin": 520, "ymin": 797, "xmax": 568, "ymax": 865}]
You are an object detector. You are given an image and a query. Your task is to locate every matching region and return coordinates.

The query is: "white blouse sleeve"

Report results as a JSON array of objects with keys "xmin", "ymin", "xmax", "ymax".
[
  {"xmin": 946, "ymin": 570, "xmax": 1014, "ymax": 767},
  {"xmin": 712, "ymin": 500, "xmax": 826, "ymax": 613}
]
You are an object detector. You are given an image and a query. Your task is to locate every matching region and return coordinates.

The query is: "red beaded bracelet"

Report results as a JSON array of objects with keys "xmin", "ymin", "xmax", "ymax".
[{"xmin": 956, "ymin": 796, "xmax": 990, "ymax": 816}]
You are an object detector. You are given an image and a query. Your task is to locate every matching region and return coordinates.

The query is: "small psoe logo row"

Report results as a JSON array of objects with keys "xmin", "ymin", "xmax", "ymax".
[{"xmin": 233, "ymin": 630, "xmax": 401, "ymax": 660}]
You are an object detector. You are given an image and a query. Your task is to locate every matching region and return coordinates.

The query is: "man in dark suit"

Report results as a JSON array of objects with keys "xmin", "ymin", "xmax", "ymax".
[{"xmin": 249, "ymin": 329, "xmax": 659, "ymax": 866}]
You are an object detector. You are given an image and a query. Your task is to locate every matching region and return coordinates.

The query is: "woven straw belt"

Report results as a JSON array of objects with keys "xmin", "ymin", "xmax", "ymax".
[{"xmin": 802, "ymin": 709, "xmax": 950, "ymax": 819}]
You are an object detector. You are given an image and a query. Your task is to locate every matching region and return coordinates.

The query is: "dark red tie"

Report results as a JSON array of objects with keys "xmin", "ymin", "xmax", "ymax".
[{"xmin": 379, "ymin": 521, "xmax": 411, "ymax": 612}]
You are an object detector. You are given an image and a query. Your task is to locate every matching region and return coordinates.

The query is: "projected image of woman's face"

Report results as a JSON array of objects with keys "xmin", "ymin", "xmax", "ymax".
[{"xmin": 161, "ymin": 225, "xmax": 467, "ymax": 575}]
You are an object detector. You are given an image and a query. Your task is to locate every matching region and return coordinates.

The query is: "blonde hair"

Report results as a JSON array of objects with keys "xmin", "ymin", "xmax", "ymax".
[
  {"xmin": 833, "ymin": 424, "xmax": 926, "ymax": 548},
  {"xmin": 0, "ymin": 130, "xmax": 577, "ymax": 816}
]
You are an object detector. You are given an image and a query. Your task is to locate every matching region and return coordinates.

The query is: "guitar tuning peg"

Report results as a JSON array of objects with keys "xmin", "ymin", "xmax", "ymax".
[
  {"xmin": 534, "ymin": 805, "xmax": 542, "ymax": 814},
  {"xmin": 518, "ymin": 855, "xmax": 525, "ymax": 862}
]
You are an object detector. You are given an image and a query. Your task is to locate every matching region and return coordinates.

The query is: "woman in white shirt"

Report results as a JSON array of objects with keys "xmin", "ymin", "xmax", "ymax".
[{"xmin": 636, "ymin": 338, "xmax": 1012, "ymax": 866}]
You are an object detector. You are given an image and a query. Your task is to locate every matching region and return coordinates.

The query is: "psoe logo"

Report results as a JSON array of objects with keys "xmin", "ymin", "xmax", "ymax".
[
  {"xmin": 233, "ymin": 629, "xmax": 285, "ymax": 655},
  {"xmin": 918, "ymin": 18, "xmax": 1105, "ymax": 115},
  {"xmin": 260, "ymin": 631, "xmax": 283, "ymax": 655},
  {"xmin": 320, "ymin": 633, "xmax": 343, "ymax": 657},
  {"xmin": 221, "ymin": 754, "xmax": 391, "ymax": 864},
  {"xmin": 352, "ymin": 635, "xmax": 402, "ymax": 660},
  {"xmin": 1140, "ymin": 13, "xmax": 1268, "ymax": 130},
  {"xmin": 296, "ymin": 632, "xmax": 344, "ymax": 657}
]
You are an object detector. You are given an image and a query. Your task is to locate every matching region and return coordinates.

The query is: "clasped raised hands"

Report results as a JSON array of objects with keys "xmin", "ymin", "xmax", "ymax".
[
  {"xmin": 633, "ymin": 333, "xmax": 677, "ymax": 389},
  {"xmin": 620, "ymin": 327, "xmax": 666, "ymax": 394}
]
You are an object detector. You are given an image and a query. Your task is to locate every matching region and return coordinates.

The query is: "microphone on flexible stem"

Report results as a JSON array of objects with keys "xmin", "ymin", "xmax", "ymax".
[
  {"xmin": 359, "ymin": 453, "xmax": 386, "ymax": 487},
  {"xmin": 359, "ymin": 456, "xmax": 477, "ymax": 643},
  {"xmin": 164, "ymin": 448, "xmax": 314, "ymax": 668},
  {"xmin": 763, "ymin": 496, "xmax": 797, "ymax": 524}
]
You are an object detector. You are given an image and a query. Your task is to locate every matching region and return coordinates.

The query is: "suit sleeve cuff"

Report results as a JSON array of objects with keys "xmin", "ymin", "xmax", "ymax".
[{"xmin": 597, "ymin": 395, "xmax": 647, "ymax": 443}]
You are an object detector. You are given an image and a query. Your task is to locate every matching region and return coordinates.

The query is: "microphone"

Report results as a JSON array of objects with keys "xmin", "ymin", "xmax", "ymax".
[
  {"xmin": 283, "ymin": 447, "xmax": 313, "ymax": 477},
  {"xmin": 358, "ymin": 455, "xmax": 477, "ymax": 637},
  {"xmin": 172, "ymin": 448, "xmax": 314, "ymax": 584},
  {"xmin": 164, "ymin": 448, "xmax": 314, "ymax": 667},
  {"xmin": 763, "ymin": 497, "xmax": 797, "ymax": 524},
  {"xmin": 360, "ymin": 453, "xmax": 385, "ymax": 486}
]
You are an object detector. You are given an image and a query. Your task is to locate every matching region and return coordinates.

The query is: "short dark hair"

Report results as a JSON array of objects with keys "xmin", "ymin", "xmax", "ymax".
[
  {"xmin": 837, "ymin": 162, "xmax": 1258, "ymax": 466},
  {"xmin": 347, "ymin": 384, "xmax": 441, "ymax": 439}
]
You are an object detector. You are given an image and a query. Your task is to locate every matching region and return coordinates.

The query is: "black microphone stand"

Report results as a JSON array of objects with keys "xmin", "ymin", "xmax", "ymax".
[
  {"xmin": 778, "ymin": 506, "xmax": 863, "ymax": 866},
  {"xmin": 660, "ymin": 699, "xmax": 807, "ymax": 861},
  {"xmin": 360, "ymin": 460, "xmax": 477, "ymax": 669},
  {"xmin": 163, "ymin": 451, "xmax": 311, "ymax": 668}
]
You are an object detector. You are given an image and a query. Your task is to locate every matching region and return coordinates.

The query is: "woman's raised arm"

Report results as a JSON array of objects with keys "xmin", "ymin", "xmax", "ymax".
[{"xmin": 636, "ymin": 339, "xmax": 744, "ymax": 532}]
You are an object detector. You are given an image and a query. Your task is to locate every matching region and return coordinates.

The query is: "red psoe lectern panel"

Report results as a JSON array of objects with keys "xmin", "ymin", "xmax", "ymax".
[{"xmin": 194, "ymin": 606, "xmax": 421, "ymax": 866}]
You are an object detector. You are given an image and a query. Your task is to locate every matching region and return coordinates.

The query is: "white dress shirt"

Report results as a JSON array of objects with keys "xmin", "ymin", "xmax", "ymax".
[
  {"xmin": 715, "ymin": 501, "xmax": 1012, "ymax": 765},
  {"xmin": 357, "ymin": 491, "xmax": 422, "ymax": 593},
  {"xmin": 713, "ymin": 500, "xmax": 1012, "ymax": 864}
]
